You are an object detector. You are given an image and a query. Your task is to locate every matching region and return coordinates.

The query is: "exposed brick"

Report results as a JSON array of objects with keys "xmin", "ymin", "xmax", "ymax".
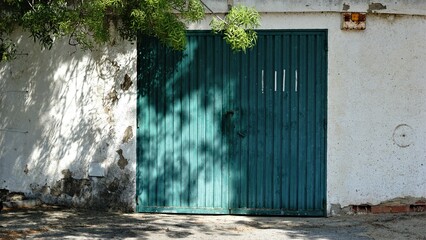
[
  {"xmin": 351, "ymin": 204, "xmax": 371, "ymax": 213},
  {"xmin": 371, "ymin": 206, "xmax": 383, "ymax": 214},
  {"xmin": 371, "ymin": 205, "xmax": 410, "ymax": 214},
  {"xmin": 389, "ymin": 205, "xmax": 410, "ymax": 213},
  {"xmin": 410, "ymin": 204, "xmax": 425, "ymax": 212}
]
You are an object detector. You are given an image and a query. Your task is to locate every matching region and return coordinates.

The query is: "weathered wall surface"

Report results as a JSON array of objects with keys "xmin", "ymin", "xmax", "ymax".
[
  {"xmin": 206, "ymin": 0, "xmax": 426, "ymax": 15},
  {"xmin": 190, "ymin": 1, "xmax": 426, "ymax": 213},
  {"xmin": 1, "ymin": 0, "xmax": 425, "ymax": 213},
  {"xmin": 0, "ymin": 33, "xmax": 137, "ymax": 211},
  {"xmin": 261, "ymin": 13, "xmax": 426, "ymax": 213},
  {"xmin": 277, "ymin": 13, "xmax": 425, "ymax": 213}
]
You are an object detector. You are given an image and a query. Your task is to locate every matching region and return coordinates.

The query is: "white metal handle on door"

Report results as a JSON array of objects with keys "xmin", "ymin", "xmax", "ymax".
[
  {"xmin": 274, "ymin": 71, "xmax": 277, "ymax": 92},
  {"xmin": 295, "ymin": 70, "xmax": 298, "ymax": 92},
  {"xmin": 283, "ymin": 69, "xmax": 286, "ymax": 92}
]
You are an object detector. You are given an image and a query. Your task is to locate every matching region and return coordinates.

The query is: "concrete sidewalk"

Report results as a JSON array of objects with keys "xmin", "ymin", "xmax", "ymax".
[{"xmin": 0, "ymin": 206, "xmax": 425, "ymax": 240}]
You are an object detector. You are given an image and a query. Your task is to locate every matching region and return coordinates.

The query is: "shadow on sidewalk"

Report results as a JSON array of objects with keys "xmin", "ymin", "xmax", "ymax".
[{"xmin": 0, "ymin": 206, "xmax": 385, "ymax": 239}]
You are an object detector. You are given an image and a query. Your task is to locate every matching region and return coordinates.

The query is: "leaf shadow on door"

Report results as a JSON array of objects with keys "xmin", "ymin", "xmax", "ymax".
[
  {"xmin": 137, "ymin": 34, "xmax": 236, "ymax": 210},
  {"xmin": 137, "ymin": 31, "xmax": 328, "ymax": 215}
]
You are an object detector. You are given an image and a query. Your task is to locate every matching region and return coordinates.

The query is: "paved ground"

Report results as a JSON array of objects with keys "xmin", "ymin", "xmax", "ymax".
[{"xmin": 0, "ymin": 207, "xmax": 425, "ymax": 239}]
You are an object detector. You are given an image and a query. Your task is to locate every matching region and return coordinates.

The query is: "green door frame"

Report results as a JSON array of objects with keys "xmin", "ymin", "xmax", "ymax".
[{"xmin": 136, "ymin": 30, "xmax": 327, "ymax": 216}]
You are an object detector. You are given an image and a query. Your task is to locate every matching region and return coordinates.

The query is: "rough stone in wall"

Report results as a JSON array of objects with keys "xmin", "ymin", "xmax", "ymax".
[
  {"xmin": 122, "ymin": 126, "xmax": 133, "ymax": 143},
  {"xmin": 121, "ymin": 74, "xmax": 133, "ymax": 91},
  {"xmin": 116, "ymin": 149, "xmax": 128, "ymax": 170}
]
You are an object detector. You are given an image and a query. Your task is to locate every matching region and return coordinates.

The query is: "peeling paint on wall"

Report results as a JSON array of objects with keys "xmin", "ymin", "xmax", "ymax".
[
  {"xmin": 342, "ymin": 3, "xmax": 350, "ymax": 11},
  {"xmin": 0, "ymin": 31, "xmax": 137, "ymax": 211},
  {"xmin": 368, "ymin": 3, "xmax": 387, "ymax": 13},
  {"xmin": 122, "ymin": 126, "xmax": 133, "ymax": 143},
  {"xmin": 107, "ymin": 177, "xmax": 120, "ymax": 192},
  {"xmin": 27, "ymin": 164, "xmax": 134, "ymax": 211},
  {"xmin": 107, "ymin": 89, "xmax": 119, "ymax": 105},
  {"xmin": 116, "ymin": 149, "xmax": 128, "ymax": 170},
  {"xmin": 121, "ymin": 74, "xmax": 133, "ymax": 91}
]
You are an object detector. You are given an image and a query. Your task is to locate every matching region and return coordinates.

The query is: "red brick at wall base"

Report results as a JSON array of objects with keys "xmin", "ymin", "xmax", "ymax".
[
  {"xmin": 411, "ymin": 201, "xmax": 426, "ymax": 212},
  {"xmin": 371, "ymin": 205, "xmax": 410, "ymax": 214},
  {"xmin": 351, "ymin": 203, "xmax": 426, "ymax": 214}
]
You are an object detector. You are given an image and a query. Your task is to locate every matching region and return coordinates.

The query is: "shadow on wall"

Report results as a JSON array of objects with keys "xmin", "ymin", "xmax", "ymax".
[{"xmin": 0, "ymin": 31, "xmax": 137, "ymax": 211}]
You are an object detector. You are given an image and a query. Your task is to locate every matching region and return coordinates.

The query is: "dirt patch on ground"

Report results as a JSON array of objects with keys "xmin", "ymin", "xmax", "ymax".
[
  {"xmin": 0, "ymin": 206, "xmax": 425, "ymax": 239},
  {"xmin": 0, "ymin": 228, "xmax": 49, "ymax": 240}
]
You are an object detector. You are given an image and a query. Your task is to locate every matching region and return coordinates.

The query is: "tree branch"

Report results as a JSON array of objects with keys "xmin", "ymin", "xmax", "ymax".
[
  {"xmin": 199, "ymin": 0, "xmax": 225, "ymax": 21},
  {"xmin": 27, "ymin": 0, "xmax": 35, "ymax": 10}
]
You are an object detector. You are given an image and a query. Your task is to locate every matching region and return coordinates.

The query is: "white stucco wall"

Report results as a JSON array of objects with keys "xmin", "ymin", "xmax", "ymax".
[
  {"xmin": 1, "ymin": 0, "xmax": 425, "ymax": 212},
  {"xmin": 0, "ymin": 33, "xmax": 137, "ymax": 210},
  {"xmin": 207, "ymin": 0, "xmax": 426, "ymax": 15}
]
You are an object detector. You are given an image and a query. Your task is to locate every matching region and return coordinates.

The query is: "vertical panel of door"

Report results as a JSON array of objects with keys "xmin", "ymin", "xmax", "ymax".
[
  {"xmin": 222, "ymin": 35, "xmax": 231, "ymax": 212},
  {"xmin": 239, "ymin": 49, "xmax": 249, "ymax": 210},
  {"xmin": 149, "ymin": 41, "xmax": 159, "ymax": 208},
  {"xmin": 281, "ymin": 33, "xmax": 292, "ymax": 211},
  {"xmin": 316, "ymin": 32, "xmax": 327, "ymax": 213},
  {"xmin": 272, "ymin": 34, "xmax": 283, "ymax": 210},
  {"xmin": 247, "ymin": 43, "xmax": 258, "ymax": 210},
  {"xmin": 205, "ymin": 35, "xmax": 213, "ymax": 208},
  {"xmin": 212, "ymin": 35, "xmax": 223, "ymax": 209},
  {"xmin": 298, "ymin": 34, "xmax": 308, "ymax": 212},
  {"xmin": 256, "ymin": 36, "xmax": 266, "ymax": 210},
  {"xmin": 156, "ymin": 37, "xmax": 165, "ymax": 207},
  {"xmin": 137, "ymin": 33, "xmax": 230, "ymax": 213},
  {"xmin": 196, "ymin": 35, "xmax": 206, "ymax": 208},
  {"xmin": 228, "ymin": 45, "xmax": 239, "ymax": 210},
  {"xmin": 306, "ymin": 34, "xmax": 316, "ymax": 210},
  {"xmin": 188, "ymin": 36, "xmax": 198, "ymax": 208},
  {"xmin": 289, "ymin": 33, "xmax": 299, "ymax": 211},
  {"xmin": 137, "ymin": 37, "xmax": 155, "ymax": 209},
  {"xmin": 264, "ymin": 34, "xmax": 274, "ymax": 209}
]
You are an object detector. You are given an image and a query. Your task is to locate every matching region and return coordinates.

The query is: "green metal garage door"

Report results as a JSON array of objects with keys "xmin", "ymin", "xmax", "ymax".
[{"xmin": 136, "ymin": 30, "xmax": 327, "ymax": 216}]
